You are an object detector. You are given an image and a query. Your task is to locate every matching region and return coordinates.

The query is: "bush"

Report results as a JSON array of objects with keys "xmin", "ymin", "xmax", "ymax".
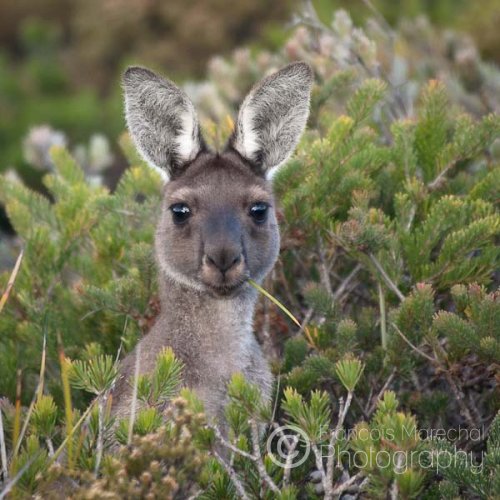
[{"xmin": 0, "ymin": 6, "xmax": 499, "ymax": 499}]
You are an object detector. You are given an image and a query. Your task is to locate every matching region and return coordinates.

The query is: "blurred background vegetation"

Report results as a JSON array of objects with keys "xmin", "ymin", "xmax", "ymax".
[{"xmin": 0, "ymin": 0, "xmax": 498, "ymax": 237}]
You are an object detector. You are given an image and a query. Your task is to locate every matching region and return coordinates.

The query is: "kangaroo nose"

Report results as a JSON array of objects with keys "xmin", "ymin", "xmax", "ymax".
[{"xmin": 205, "ymin": 248, "xmax": 242, "ymax": 273}]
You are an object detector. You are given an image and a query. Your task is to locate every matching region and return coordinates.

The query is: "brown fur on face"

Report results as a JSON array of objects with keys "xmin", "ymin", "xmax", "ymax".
[{"xmin": 156, "ymin": 151, "xmax": 279, "ymax": 298}]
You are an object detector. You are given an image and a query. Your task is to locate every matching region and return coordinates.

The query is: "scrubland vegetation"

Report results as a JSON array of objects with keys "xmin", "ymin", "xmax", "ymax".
[{"xmin": 0, "ymin": 3, "xmax": 499, "ymax": 499}]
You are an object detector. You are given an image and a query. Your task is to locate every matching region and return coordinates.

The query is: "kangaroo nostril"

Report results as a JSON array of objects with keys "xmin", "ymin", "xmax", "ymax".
[
  {"xmin": 206, "ymin": 254, "xmax": 217, "ymax": 268},
  {"xmin": 205, "ymin": 251, "xmax": 242, "ymax": 273}
]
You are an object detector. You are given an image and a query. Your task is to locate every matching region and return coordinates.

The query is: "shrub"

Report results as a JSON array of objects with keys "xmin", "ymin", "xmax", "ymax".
[{"xmin": 0, "ymin": 6, "xmax": 498, "ymax": 498}]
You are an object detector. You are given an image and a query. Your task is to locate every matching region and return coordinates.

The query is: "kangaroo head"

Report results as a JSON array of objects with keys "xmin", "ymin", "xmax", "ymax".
[{"xmin": 123, "ymin": 62, "xmax": 313, "ymax": 297}]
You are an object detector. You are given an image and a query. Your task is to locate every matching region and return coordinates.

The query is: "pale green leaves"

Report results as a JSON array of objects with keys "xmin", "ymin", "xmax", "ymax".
[
  {"xmin": 282, "ymin": 388, "xmax": 331, "ymax": 442},
  {"xmin": 69, "ymin": 354, "xmax": 118, "ymax": 395},
  {"xmin": 135, "ymin": 347, "xmax": 184, "ymax": 406},
  {"xmin": 334, "ymin": 356, "xmax": 364, "ymax": 392}
]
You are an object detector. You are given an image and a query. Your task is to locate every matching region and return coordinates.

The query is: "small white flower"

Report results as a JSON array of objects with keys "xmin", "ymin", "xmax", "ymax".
[{"xmin": 23, "ymin": 125, "xmax": 67, "ymax": 171}]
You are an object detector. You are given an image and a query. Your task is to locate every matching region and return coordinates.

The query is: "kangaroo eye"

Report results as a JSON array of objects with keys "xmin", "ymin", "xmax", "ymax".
[
  {"xmin": 249, "ymin": 202, "xmax": 269, "ymax": 224},
  {"xmin": 170, "ymin": 203, "xmax": 191, "ymax": 225}
]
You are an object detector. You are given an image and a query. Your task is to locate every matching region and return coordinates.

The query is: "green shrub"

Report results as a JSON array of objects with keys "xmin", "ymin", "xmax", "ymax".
[{"xmin": 0, "ymin": 6, "xmax": 498, "ymax": 499}]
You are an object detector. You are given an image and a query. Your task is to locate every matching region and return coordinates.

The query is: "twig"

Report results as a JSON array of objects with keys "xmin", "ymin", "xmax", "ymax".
[
  {"xmin": 428, "ymin": 160, "xmax": 457, "ymax": 191},
  {"xmin": 46, "ymin": 438, "xmax": 55, "ymax": 457},
  {"xmin": 377, "ymin": 282, "xmax": 388, "ymax": 350},
  {"xmin": 127, "ymin": 343, "xmax": 141, "ymax": 445},
  {"xmin": 367, "ymin": 369, "xmax": 396, "ymax": 416},
  {"xmin": 12, "ymin": 332, "xmax": 49, "ymax": 459},
  {"xmin": 333, "ymin": 264, "xmax": 362, "ymax": 301},
  {"xmin": 442, "ymin": 371, "xmax": 479, "ymax": 430},
  {"xmin": 0, "ymin": 249, "xmax": 24, "ymax": 315},
  {"xmin": 94, "ymin": 395, "xmax": 105, "ymax": 475},
  {"xmin": 0, "ymin": 407, "xmax": 7, "ymax": 483},
  {"xmin": 325, "ymin": 396, "xmax": 346, "ymax": 499},
  {"xmin": 390, "ymin": 453, "xmax": 403, "ymax": 500},
  {"xmin": 212, "ymin": 450, "xmax": 249, "ymax": 500},
  {"xmin": 283, "ymin": 435, "xmax": 299, "ymax": 486},
  {"xmin": 209, "ymin": 424, "xmax": 255, "ymax": 461},
  {"xmin": 271, "ymin": 374, "xmax": 281, "ymax": 423},
  {"xmin": 391, "ymin": 323, "xmax": 436, "ymax": 363},
  {"xmin": 317, "ymin": 234, "xmax": 334, "ymax": 298},
  {"xmin": 369, "ymin": 254, "xmax": 405, "ymax": 302},
  {"xmin": 0, "ymin": 452, "xmax": 41, "ymax": 500},
  {"xmin": 311, "ymin": 442, "xmax": 327, "ymax": 495},
  {"xmin": 332, "ymin": 471, "xmax": 364, "ymax": 497},
  {"xmin": 250, "ymin": 420, "xmax": 280, "ymax": 494},
  {"xmin": 297, "ymin": 307, "xmax": 313, "ymax": 337},
  {"xmin": 269, "ymin": 420, "xmax": 299, "ymax": 485}
]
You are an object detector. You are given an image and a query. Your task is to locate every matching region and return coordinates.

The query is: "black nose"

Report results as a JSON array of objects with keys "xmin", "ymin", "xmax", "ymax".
[{"xmin": 205, "ymin": 248, "xmax": 242, "ymax": 273}]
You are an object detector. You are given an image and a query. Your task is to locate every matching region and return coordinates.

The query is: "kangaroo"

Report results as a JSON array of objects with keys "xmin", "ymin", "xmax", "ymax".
[{"xmin": 111, "ymin": 62, "xmax": 313, "ymax": 424}]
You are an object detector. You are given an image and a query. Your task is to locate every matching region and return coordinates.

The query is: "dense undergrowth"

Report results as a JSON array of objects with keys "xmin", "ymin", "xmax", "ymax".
[{"xmin": 0, "ymin": 6, "xmax": 499, "ymax": 499}]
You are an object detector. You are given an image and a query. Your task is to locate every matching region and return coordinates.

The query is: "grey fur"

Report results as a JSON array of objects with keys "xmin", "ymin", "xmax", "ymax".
[
  {"xmin": 112, "ymin": 63, "xmax": 313, "ymax": 426},
  {"xmin": 123, "ymin": 66, "xmax": 205, "ymax": 178},
  {"xmin": 230, "ymin": 62, "xmax": 313, "ymax": 176}
]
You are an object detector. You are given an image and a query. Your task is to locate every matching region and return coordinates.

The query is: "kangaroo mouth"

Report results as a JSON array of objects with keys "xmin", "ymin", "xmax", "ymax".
[{"xmin": 204, "ymin": 278, "xmax": 248, "ymax": 297}]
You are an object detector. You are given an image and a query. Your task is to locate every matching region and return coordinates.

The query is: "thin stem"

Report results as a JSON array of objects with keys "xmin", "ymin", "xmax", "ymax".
[
  {"xmin": 45, "ymin": 438, "xmax": 55, "ymax": 457},
  {"xmin": 12, "ymin": 372, "xmax": 21, "ymax": 457},
  {"xmin": 325, "ymin": 396, "xmax": 345, "ymax": 499},
  {"xmin": 378, "ymin": 282, "xmax": 388, "ymax": 350},
  {"xmin": 128, "ymin": 343, "xmax": 141, "ymax": 445},
  {"xmin": 311, "ymin": 442, "xmax": 328, "ymax": 495},
  {"xmin": 442, "ymin": 371, "xmax": 479, "ymax": 430},
  {"xmin": 12, "ymin": 333, "xmax": 49, "ymax": 459},
  {"xmin": 369, "ymin": 254, "xmax": 405, "ymax": 302},
  {"xmin": 0, "ymin": 408, "xmax": 7, "ymax": 483},
  {"xmin": 367, "ymin": 369, "xmax": 396, "ymax": 416},
  {"xmin": 250, "ymin": 420, "xmax": 280, "ymax": 494},
  {"xmin": 212, "ymin": 450, "xmax": 249, "ymax": 500},
  {"xmin": 283, "ymin": 435, "xmax": 299, "ymax": 486},
  {"xmin": 59, "ymin": 342, "xmax": 74, "ymax": 467},
  {"xmin": 333, "ymin": 264, "xmax": 362, "ymax": 301},
  {"xmin": 210, "ymin": 425, "xmax": 255, "ymax": 461},
  {"xmin": 0, "ymin": 452, "xmax": 41, "ymax": 500},
  {"xmin": 428, "ymin": 160, "xmax": 457, "ymax": 191},
  {"xmin": 0, "ymin": 249, "xmax": 24, "ymax": 315},
  {"xmin": 49, "ymin": 398, "xmax": 98, "ymax": 466},
  {"xmin": 391, "ymin": 323, "xmax": 436, "ymax": 363},
  {"xmin": 332, "ymin": 472, "xmax": 364, "ymax": 497},
  {"xmin": 94, "ymin": 396, "xmax": 105, "ymax": 475},
  {"xmin": 316, "ymin": 234, "xmax": 334, "ymax": 298},
  {"xmin": 248, "ymin": 279, "xmax": 316, "ymax": 347}
]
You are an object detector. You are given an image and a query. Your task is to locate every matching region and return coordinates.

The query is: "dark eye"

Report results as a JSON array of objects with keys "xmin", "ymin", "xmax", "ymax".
[
  {"xmin": 170, "ymin": 203, "xmax": 191, "ymax": 225},
  {"xmin": 249, "ymin": 202, "xmax": 269, "ymax": 224}
]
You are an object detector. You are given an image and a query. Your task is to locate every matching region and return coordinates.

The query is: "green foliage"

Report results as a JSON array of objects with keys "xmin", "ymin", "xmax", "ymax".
[
  {"xmin": 69, "ymin": 355, "xmax": 118, "ymax": 395},
  {"xmin": 430, "ymin": 411, "xmax": 500, "ymax": 499},
  {"xmin": 30, "ymin": 395, "xmax": 57, "ymax": 439},
  {"xmin": 73, "ymin": 400, "xmax": 207, "ymax": 499},
  {"xmin": 0, "ymin": 142, "xmax": 163, "ymax": 401},
  {"xmin": 351, "ymin": 392, "xmax": 426, "ymax": 499},
  {"xmin": 0, "ymin": 5, "xmax": 498, "ymax": 498},
  {"xmin": 136, "ymin": 348, "xmax": 184, "ymax": 407},
  {"xmin": 282, "ymin": 388, "xmax": 331, "ymax": 442},
  {"xmin": 334, "ymin": 356, "xmax": 364, "ymax": 392}
]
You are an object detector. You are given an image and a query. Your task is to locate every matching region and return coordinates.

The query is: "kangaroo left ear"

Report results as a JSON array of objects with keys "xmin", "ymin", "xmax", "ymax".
[
  {"xmin": 123, "ymin": 66, "xmax": 206, "ymax": 180},
  {"xmin": 227, "ymin": 62, "xmax": 313, "ymax": 178}
]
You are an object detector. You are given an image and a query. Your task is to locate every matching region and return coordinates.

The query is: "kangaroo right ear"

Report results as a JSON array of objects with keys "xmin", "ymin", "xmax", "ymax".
[
  {"xmin": 228, "ymin": 62, "xmax": 313, "ymax": 178},
  {"xmin": 123, "ymin": 66, "xmax": 206, "ymax": 179}
]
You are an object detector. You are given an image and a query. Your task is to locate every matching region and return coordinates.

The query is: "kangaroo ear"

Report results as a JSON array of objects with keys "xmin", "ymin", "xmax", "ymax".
[
  {"xmin": 123, "ymin": 66, "xmax": 205, "ymax": 179},
  {"xmin": 228, "ymin": 62, "xmax": 313, "ymax": 177}
]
